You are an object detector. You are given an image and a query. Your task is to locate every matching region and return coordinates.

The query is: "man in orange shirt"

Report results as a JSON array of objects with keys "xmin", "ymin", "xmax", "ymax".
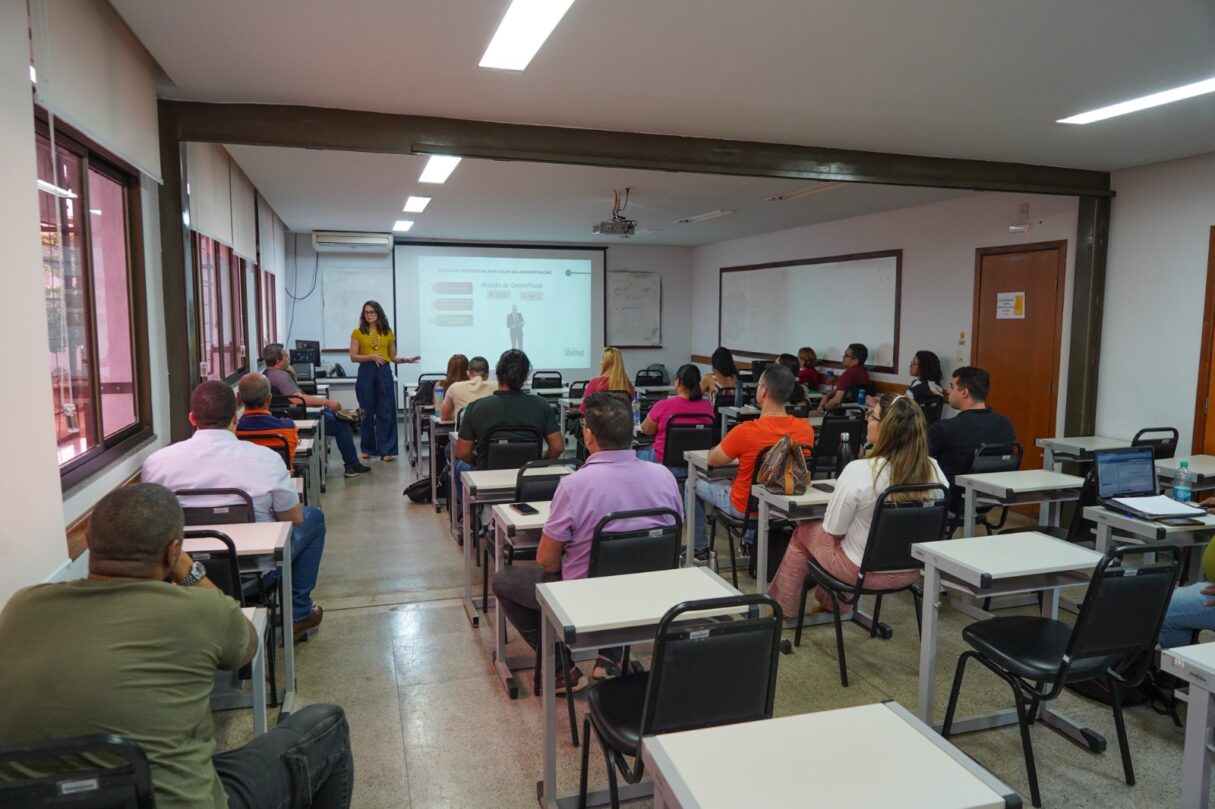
[{"xmin": 694, "ymin": 363, "xmax": 815, "ymax": 560}]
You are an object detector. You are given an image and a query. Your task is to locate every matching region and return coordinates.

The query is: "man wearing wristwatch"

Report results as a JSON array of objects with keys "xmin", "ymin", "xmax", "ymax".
[{"xmin": 0, "ymin": 484, "xmax": 353, "ymax": 809}]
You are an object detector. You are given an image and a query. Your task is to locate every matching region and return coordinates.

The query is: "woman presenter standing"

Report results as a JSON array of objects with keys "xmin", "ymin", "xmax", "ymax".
[{"xmin": 349, "ymin": 300, "xmax": 418, "ymax": 461}]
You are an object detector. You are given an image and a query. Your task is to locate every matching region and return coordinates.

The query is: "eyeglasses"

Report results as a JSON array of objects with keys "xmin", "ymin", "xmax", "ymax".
[{"xmin": 866, "ymin": 411, "xmax": 880, "ymax": 422}]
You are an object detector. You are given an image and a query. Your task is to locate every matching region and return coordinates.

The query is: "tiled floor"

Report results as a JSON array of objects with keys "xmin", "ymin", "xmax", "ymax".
[{"xmin": 215, "ymin": 432, "xmax": 1205, "ymax": 808}]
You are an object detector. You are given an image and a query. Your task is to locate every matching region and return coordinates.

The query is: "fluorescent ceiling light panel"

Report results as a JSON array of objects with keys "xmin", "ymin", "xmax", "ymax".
[
  {"xmin": 1058, "ymin": 75, "xmax": 1215, "ymax": 124},
  {"xmin": 403, "ymin": 196, "xmax": 431, "ymax": 213},
  {"xmin": 393, "ymin": 220, "xmax": 415, "ymax": 233},
  {"xmin": 765, "ymin": 182, "xmax": 849, "ymax": 202},
  {"xmin": 419, "ymin": 155, "xmax": 461, "ymax": 184},
  {"xmin": 675, "ymin": 209, "xmax": 734, "ymax": 225},
  {"xmin": 479, "ymin": 0, "xmax": 576, "ymax": 71}
]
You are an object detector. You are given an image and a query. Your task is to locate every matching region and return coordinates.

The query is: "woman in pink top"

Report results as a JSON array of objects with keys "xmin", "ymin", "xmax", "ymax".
[
  {"xmin": 637, "ymin": 364, "xmax": 714, "ymax": 469},
  {"xmin": 580, "ymin": 347, "xmax": 634, "ymax": 412}
]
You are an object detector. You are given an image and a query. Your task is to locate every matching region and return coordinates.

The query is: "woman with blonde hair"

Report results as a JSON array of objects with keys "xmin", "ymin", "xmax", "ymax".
[
  {"xmin": 768, "ymin": 394, "xmax": 947, "ymax": 616},
  {"xmin": 440, "ymin": 353, "xmax": 469, "ymax": 400},
  {"xmin": 580, "ymin": 347, "xmax": 634, "ymax": 412}
]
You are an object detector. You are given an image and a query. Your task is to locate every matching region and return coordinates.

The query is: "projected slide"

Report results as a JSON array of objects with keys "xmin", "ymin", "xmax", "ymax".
[{"xmin": 415, "ymin": 254, "xmax": 594, "ymax": 369}]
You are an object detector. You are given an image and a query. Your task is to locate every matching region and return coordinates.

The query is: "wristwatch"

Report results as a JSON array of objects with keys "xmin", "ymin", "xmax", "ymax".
[{"xmin": 175, "ymin": 560, "xmax": 207, "ymax": 587}]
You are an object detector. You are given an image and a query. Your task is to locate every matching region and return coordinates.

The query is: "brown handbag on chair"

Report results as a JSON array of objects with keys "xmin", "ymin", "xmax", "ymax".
[{"xmin": 756, "ymin": 434, "xmax": 809, "ymax": 495}]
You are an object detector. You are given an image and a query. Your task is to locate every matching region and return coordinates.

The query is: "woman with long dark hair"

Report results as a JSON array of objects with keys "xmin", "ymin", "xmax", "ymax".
[
  {"xmin": 699, "ymin": 346, "xmax": 738, "ymax": 397},
  {"xmin": 348, "ymin": 300, "xmax": 419, "ymax": 461},
  {"xmin": 638, "ymin": 364, "xmax": 714, "ymax": 469},
  {"xmin": 907, "ymin": 350, "xmax": 944, "ymax": 404}
]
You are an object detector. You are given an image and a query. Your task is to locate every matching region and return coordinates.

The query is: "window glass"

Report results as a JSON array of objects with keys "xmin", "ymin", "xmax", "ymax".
[
  {"xmin": 87, "ymin": 168, "xmax": 137, "ymax": 437},
  {"xmin": 217, "ymin": 243, "xmax": 235, "ymax": 377},
  {"xmin": 197, "ymin": 235, "xmax": 221, "ymax": 381},
  {"xmin": 230, "ymin": 256, "xmax": 246, "ymax": 374}
]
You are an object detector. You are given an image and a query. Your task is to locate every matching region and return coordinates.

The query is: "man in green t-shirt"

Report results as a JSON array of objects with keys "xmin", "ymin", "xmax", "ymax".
[{"xmin": 0, "ymin": 484, "xmax": 353, "ymax": 809}]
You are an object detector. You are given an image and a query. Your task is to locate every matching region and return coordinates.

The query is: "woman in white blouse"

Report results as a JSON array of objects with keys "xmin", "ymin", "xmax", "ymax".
[{"xmin": 768, "ymin": 394, "xmax": 947, "ymax": 617}]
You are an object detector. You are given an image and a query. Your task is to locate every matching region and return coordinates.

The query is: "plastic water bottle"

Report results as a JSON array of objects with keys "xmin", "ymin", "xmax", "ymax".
[
  {"xmin": 837, "ymin": 431, "xmax": 855, "ymax": 471},
  {"xmin": 857, "ymin": 387, "xmax": 867, "ymax": 407},
  {"xmin": 433, "ymin": 382, "xmax": 444, "ymax": 407},
  {"xmin": 632, "ymin": 388, "xmax": 641, "ymax": 426},
  {"xmin": 1174, "ymin": 461, "xmax": 1194, "ymax": 503},
  {"xmin": 826, "ymin": 371, "xmax": 837, "ymax": 396}
]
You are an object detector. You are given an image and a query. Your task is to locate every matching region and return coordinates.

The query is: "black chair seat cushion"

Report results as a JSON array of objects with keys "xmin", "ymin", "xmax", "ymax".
[
  {"xmin": 587, "ymin": 672, "xmax": 650, "ymax": 755},
  {"xmin": 962, "ymin": 616, "xmax": 1116, "ymax": 682}
]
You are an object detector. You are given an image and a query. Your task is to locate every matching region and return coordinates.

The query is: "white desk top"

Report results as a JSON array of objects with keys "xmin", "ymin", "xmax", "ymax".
[
  {"xmin": 1158, "ymin": 455, "xmax": 1215, "ymax": 480},
  {"xmin": 912, "ymin": 531, "xmax": 1103, "ymax": 587},
  {"xmin": 1164, "ymin": 641, "xmax": 1215, "ymax": 681},
  {"xmin": 956, "ymin": 469, "xmax": 1084, "ymax": 496},
  {"xmin": 304, "ymin": 407, "xmax": 323, "ymax": 416},
  {"xmin": 1035, "ymin": 435, "xmax": 1129, "ymax": 454},
  {"xmin": 462, "ymin": 465, "xmax": 575, "ymax": 494},
  {"xmin": 241, "ymin": 606, "xmax": 268, "ymax": 634},
  {"xmin": 429, "ymin": 413, "xmax": 456, "ymax": 426},
  {"xmin": 718, "ymin": 406, "xmax": 759, "ymax": 417},
  {"xmin": 751, "ymin": 484, "xmax": 834, "ymax": 512},
  {"xmin": 183, "ymin": 522, "xmax": 292, "ymax": 555},
  {"xmin": 537, "ymin": 567, "xmax": 738, "ymax": 636},
  {"xmin": 297, "ymin": 437, "xmax": 314, "ymax": 453},
  {"xmin": 1083, "ymin": 505, "xmax": 1215, "ymax": 536},
  {"xmin": 684, "ymin": 449, "xmax": 737, "ymax": 472},
  {"xmin": 491, "ymin": 501, "xmax": 552, "ymax": 533},
  {"xmin": 295, "ymin": 419, "xmax": 318, "ymax": 431},
  {"xmin": 644, "ymin": 702, "xmax": 1013, "ymax": 809}
]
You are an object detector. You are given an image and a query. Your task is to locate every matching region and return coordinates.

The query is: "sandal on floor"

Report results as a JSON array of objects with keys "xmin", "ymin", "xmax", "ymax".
[
  {"xmin": 592, "ymin": 655, "xmax": 622, "ymax": 680},
  {"xmin": 382, "ymin": 456, "xmax": 396, "ymax": 462}
]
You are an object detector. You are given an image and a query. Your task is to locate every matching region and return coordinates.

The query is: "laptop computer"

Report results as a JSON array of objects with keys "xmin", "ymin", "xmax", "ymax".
[{"xmin": 1094, "ymin": 446, "xmax": 1204, "ymax": 519}]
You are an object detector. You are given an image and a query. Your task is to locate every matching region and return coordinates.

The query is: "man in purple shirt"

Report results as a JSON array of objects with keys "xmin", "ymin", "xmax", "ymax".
[{"xmin": 491, "ymin": 392, "xmax": 683, "ymax": 694}]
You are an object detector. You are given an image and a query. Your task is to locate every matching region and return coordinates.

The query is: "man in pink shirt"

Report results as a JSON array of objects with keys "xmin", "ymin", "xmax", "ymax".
[{"xmin": 491, "ymin": 392, "xmax": 683, "ymax": 693}]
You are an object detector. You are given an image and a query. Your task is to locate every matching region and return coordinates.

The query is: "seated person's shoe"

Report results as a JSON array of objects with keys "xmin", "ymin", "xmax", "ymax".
[
  {"xmin": 335, "ymin": 408, "xmax": 363, "ymax": 423},
  {"xmin": 592, "ymin": 655, "xmax": 622, "ymax": 680},
  {"xmin": 533, "ymin": 665, "xmax": 587, "ymax": 696},
  {"xmin": 693, "ymin": 548, "xmax": 712, "ymax": 563},
  {"xmin": 293, "ymin": 605, "xmax": 324, "ymax": 641},
  {"xmin": 344, "ymin": 463, "xmax": 372, "ymax": 477}
]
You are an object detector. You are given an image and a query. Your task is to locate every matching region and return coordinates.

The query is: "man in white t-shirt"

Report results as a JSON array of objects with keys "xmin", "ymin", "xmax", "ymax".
[{"xmin": 439, "ymin": 355, "xmax": 494, "ymax": 421}]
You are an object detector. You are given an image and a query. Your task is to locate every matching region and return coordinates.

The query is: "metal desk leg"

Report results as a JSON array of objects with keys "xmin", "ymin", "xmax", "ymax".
[
  {"xmin": 916, "ymin": 563, "xmax": 941, "ymax": 724},
  {"xmin": 683, "ymin": 464, "xmax": 698, "ymax": 568},
  {"xmin": 1182, "ymin": 686, "xmax": 1214, "ymax": 809},
  {"xmin": 430, "ymin": 427, "xmax": 441, "ymax": 512},
  {"xmin": 1042, "ymin": 446, "xmax": 1055, "ymax": 472},
  {"xmin": 279, "ymin": 541, "xmax": 296, "ymax": 717},
  {"xmin": 755, "ymin": 498, "xmax": 769, "ymax": 594},
  {"xmin": 539, "ymin": 616, "xmax": 557, "ymax": 809},
  {"xmin": 492, "ymin": 522, "xmax": 530, "ymax": 698},
  {"xmin": 963, "ymin": 486, "xmax": 977, "ymax": 537},
  {"xmin": 462, "ymin": 477, "xmax": 480, "ymax": 627},
  {"xmin": 448, "ymin": 438, "xmax": 459, "ymax": 539},
  {"xmin": 251, "ymin": 630, "xmax": 267, "ymax": 736},
  {"xmin": 1095, "ymin": 522, "xmax": 1112, "ymax": 554}
]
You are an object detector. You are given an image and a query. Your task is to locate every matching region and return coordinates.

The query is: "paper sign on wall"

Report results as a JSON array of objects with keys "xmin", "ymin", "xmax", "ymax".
[{"xmin": 996, "ymin": 291, "xmax": 1025, "ymax": 320}]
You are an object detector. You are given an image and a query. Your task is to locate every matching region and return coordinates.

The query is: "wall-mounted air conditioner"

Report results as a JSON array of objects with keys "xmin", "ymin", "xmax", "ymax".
[{"xmin": 311, "ymin": 231, "xmax": 394, "ymax": 254}]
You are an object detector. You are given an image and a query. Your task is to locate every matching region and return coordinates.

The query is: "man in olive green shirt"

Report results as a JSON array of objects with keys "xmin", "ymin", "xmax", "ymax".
[{"xmin": 0, "ymin": 484, "xmax": 353, "ymax": 809}]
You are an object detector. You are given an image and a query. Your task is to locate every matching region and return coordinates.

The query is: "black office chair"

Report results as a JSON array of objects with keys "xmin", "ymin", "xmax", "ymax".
[
  {"xmin": 0, "ymin": 734, "xmax": 155, "ymax": 809},
  {"xmin": 712, "ymin": 387, "xmax": 736, "ymax": 435},
  {"xmin": 1132, "ymin": 427, "xmax": 1179, "ymax": 460},
  {"xmin": 531, "ymin": 370, "xmax": 563, "ymax": 390},
  {"xmin": 661, "ymin": 414, "xmax": 715, "ymax": 476},
  {"xmin": 182, "ymin": 529, "xmax": 243, "ymax": 603},
  {"xmin": 785, "ymin": 402, "xmax": 812, "ymax": 418},
  {"xmin": 475, "ymin": 425, "xmax": 544, "ymax": 472},
  {"xmin": 269, "ymin": 394, "xmax": 306, "ymax": 421},
  {"xmin": 638, "ymin": 393, "xmax": 664, "ymax": 419},
  {"xmin": 1026, "ymin": 467, "xmax": 1098, "ymax": 546},
  {"xmin": 795, "ymin": 484, "xmax": 950, "ymax": 686},
  {"xmin": 950, "ymin": 442, "xmax": 1024, "ymax": 535},
  {"xmin": 565, "ymin": 381, "xmax": 591, "ymax": 435},
  {"xmin": 634, "ymin": 368, "xmax": 665, "ymax": 387},
  {"xmin": 919, "ymin": 396, "xmax": 944, "ymax": 426},
  {"xmin": 809, "ymin": 409, "xmax": 865, "ymax": 479},
  {"xmin": 577, "ymin": 594, "xmax": 783, "ymax": 809},
  {"xmin": 500, "ymin": 458, "xmax": 583, "ymax": 568},
  {"xmin": 706, "ymin": 446, "xmax": 800, "ymax": 588},
  {"xmin": 942, "ymin": 545, "xmax": 1182, "ymax": 808},
  {"xmin": 175, "ymin": 487, "xmax": 255, "ymax": 525},
  {"xmin": 409, "ymin": 374, "xmax": 445, "ymax": 465}
]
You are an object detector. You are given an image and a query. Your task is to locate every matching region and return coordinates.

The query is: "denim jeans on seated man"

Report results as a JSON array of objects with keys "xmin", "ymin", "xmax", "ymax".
[
  {"xmin": 694, "ymin": 478, "xmax": 751, "ymax": 552},
  {"xmin": 260, "ymin": 505, "xmax": 326, "ymax": 622},
  {"xmin": 321, "ymin": 408, "xmax": 365, "ymax": 472},
  {"xmin": 1159, "ymin": 580, "xmax": 1215, "ymax": 648}
]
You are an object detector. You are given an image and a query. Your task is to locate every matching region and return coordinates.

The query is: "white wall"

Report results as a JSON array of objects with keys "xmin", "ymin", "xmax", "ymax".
[
  {"xmin": 691, "ymin": 192, "xmax": 1080, "ymax": 428},
  {"xmin": 606, "ymin": 244, "xmax": 693, "ymax": 380},
  {"xmin": 1096, "ymin": 151, "xmax": 1215, "ymax": 451}
]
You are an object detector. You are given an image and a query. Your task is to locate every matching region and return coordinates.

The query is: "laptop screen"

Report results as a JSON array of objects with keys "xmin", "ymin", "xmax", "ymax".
[{"xmin": 1094, "ymin": 447, "xmax": 1157, "ymax": 499}]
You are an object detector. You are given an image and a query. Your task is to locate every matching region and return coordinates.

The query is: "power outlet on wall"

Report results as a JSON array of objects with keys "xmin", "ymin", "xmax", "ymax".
[{"xmin": 955, "ymin": 331, "xmax": 967, "ymax": 366}]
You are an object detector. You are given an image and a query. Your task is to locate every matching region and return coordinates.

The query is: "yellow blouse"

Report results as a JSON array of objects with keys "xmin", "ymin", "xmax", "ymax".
[{"xmin": 351, "ymin": 328, "xmax": 394, "ymax": 361}]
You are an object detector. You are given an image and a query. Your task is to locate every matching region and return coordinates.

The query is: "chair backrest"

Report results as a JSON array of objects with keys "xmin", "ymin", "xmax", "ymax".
[
  {"xmin": 1063, "ymin": 467, "xmax": 1100, "ymax": 542},
  {"xmin": 514, "ymin": 458, "xmax": 581, "ymax": 502},
  {"xmin": 785, "ymin": 402, "xmax": 811, "ymax": 418},
  {"xmin": 269, "ymin": 394, "xmax": 305, "ymax": 421},
  {"xmin": 588, "ymin": 508, "xmax": 683, "ymax": 578},
  {"xmin": 662, "ymin": 414, "xmax": 715, "ymax": 470},
  {"xmin": 1063, "ymin": 545, "xmax": 1182, "ymax": 686},
  {"xmin": 635, "ymin": 368, "xmax": 665, "ymax": 387},
  {"xmin": 810, "ymin": 411, "xmax": 865, "ymax": 478},
  {"xmin": 734, "ymin": 383, "xmax": 758, "ymax": 407},
  {"xmin": 969, "ymin": 442, "xmax": 1023, "ymax": 474},
  {"xmin": 182, "ymin": 529, "xmax": 243, "ymax": 603},
  {"xmin": 919, "ymin": 396, "xmax": 944, "ymax": 426},
  {"xmin": 0, "ymin": 735, "xmax": 156, "ymax": 809},
  {"xmin": 175, "ymin": 488, "xmax": 255, "ymax": 525},
  {"xmin": 477, "ymin": 424, "xmax": 543, "ymax": 471},
  {"xmin": 642, "ymin": 594, "xmax": 782, "ymax": 739},
  {"xmin": 568, "ymin": 379, "xmax": 590, "ymax": 399},
  {"xmin": 857, "ymin": 484, "xmax": 950, "ymax": 578},
  {"xmin": 639, "ymin": 393, "xmax": 665, "ymax": 418},
  {"xmin": 414, "ymin": 378, "xmax": 440, "ymax": 409},
  {"xmin": 531, "ymin": 371, "xmax": 563, "ymax": 390},
  {"xmin": 237, "ymin": 431, "xmax": 293, "ymax": 470},
  {"xmin": 1132, "ymin": 427, "xmax": 1179, "ymax": 461}
]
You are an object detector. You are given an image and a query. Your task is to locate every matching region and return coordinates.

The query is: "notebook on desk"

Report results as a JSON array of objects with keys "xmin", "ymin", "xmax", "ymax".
[{"xmin": 1094, "ymin": 446, "xmax": 1205, "ymax": 519}]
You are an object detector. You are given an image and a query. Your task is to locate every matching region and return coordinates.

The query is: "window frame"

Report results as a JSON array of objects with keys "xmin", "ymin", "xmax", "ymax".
[
  {"xmin": 36, "ymin": 113, "xmax": 153, "ymax": 491},
  {"xmin": 191, "ymin": 234, "xmax": 250, "ymax": 384}
]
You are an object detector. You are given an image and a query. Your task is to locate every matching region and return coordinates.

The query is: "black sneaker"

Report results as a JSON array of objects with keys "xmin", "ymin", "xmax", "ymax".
[
  {"xmin": 344, "ymin": 464, "xmax": 372, "ymax": 477},
  {"xmin": 693, "ymin": 548, "xmax": 712, "ymax": 563}
]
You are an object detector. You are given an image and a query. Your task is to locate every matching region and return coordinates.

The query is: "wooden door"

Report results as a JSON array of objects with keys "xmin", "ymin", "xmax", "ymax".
[
  {"xmin": 1192, "ymin": 227, "xmax": 1215, "ymax": 453},
  {"xmin": 972, "ymin": 242, "xmax": 1067, "ymax": 469}
]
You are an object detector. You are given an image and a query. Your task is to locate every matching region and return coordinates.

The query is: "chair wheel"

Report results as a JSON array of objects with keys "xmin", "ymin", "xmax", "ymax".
[
  {"xmin": 779, "ymin": 639, "xmax": 793, "ymax": 655},
  {"xmin": 1081, "ymin": 728, "xmax": 1106, "ymax": 754}
]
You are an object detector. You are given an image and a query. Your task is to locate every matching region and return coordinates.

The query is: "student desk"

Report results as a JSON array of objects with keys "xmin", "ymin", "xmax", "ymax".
[
  {"xmin": 913, "ymin": 532, "xmax": 1104, "ymax": 749},
  {"xmin": 410, "ymin": 403, "xmax": 435, "ymax": 467},
  {"xmin": 536, "ymin": 567, "xmax": 741, "ymax": 809},
  {"xmin": 295, "ymin": 437, "xmax": 321, "ymax": 506},
  {"xmin": 211, "ymin": 607, "xmax": 268, "ymax": 736},
  {"xmin": 428, "ymin": 414, "xmax": 455, "ymax": 511},
  {"xmin": 1083, "ymin": 505, "xmax": 1214, "ymax": 582},
  {"xmin": 295, "ymin": 418, "xmax": 326, "ymax": 495},
  {"xmin": 557, "ymin": 398, "xmax": 582, "ymax": 437},
  {"xmin": 955, "ymin": 470, "xmax": 1084, "ymax": 538},
  {"xmin": 185, "ymin": 522, "xmax": 297, "ymax": 718},
  {"xmin": 1036, "ymin": 435, "xmax": 1129, "ymax": 470},
  {"xmin": 488, "ymin": 500, "xmax": 551, "ymax": 697},
  {"xmin": 642, "ymin": 701, "xmax": 1021, "ymax": 809},
  {"xmin": 1158, "ymin": 455, "xmax": 1215, "ymax": 496},
  {"xmin": 682, "ymin": 449, "xmax": 738, "ymax": 567},
  {"xmin": 1161, "ymin": 641, "xmax": 1215, "ymax": 809},
  {"xmin": 460, "ymin": 466, "xmax": 574, "ymax": 627},
  {"xmin": 750, "ymin": 484, "xmax": 831, "ymax": 594}
]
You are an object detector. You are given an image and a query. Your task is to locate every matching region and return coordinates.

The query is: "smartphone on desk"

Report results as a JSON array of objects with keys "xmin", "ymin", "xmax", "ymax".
[
  {"xmin": 813, "ymin": 483, "xmax": 835, "ymax": 493},
  {"xmin": 510, "ymin": 502, "xmax": 539, "ymax": 515},
  {"xmin": 1159, "ymin": 517, "xmax": 1204, "ymax": 527}
]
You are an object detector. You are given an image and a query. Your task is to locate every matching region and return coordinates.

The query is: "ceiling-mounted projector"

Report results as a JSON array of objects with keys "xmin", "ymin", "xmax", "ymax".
[{"xmin": 593, "ymin": 188, "xmax": 637, "ymax": 237}]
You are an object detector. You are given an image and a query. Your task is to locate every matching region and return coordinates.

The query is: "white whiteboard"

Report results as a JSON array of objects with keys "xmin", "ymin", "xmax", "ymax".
[
  {"xmin": 719, "ymin": 252, "xmax": 900, "ymax": 369},
  {"xmin": 606, "ymin": 271, "xmax": 661, "ymax": 347},
  {"xmin": 322, "ymin": 266, "xmax": 394, "ymax": 350}
]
